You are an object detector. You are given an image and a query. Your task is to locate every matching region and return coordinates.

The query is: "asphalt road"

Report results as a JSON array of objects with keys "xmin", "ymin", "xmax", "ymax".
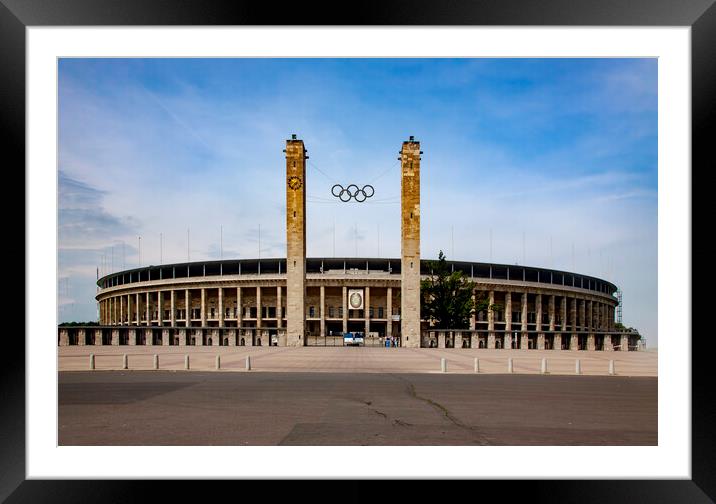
[{"xmin": 58, "ymin": 371, "xmax": 657, "ymax": 445}]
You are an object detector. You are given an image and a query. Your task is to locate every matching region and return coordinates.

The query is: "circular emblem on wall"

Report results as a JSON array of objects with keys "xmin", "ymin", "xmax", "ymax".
[
  {"xmin": 349, "ymin": 292, "xmax": 363, "ymax": 309},
  {"xmin": 288, "ymin": 176, "xmax": 302, "ymax": 190}
]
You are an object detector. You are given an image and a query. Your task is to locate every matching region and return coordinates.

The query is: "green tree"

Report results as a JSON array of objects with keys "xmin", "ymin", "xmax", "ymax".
[{"xmin": 421, "ymin": 251, "xmax": 500, "ymax": 329}]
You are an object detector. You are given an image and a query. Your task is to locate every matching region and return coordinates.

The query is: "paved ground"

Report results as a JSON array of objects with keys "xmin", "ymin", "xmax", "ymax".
[
  {"xmin": 58, "ymin": 346, "xmax": 658, "ymax": 376},
  {"xmin": 58, "ymin": 371, "xmax": 657, "ymax": 446}
]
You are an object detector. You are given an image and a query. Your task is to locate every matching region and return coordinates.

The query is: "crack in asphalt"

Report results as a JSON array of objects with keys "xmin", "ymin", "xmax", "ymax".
[
  {"xmin": 360, "ymin": 400, "xmax": 388, "ymax": 419},
  {"xmin": 389, "ymin": 374, "xmax": 495, "ymax": 445}
]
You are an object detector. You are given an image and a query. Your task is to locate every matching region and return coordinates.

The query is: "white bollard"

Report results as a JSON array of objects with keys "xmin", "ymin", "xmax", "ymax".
[
  {"xmin": 122, "ymin": 354, "xmax": 128, "ymax": 370},
  {"xmin": 507, "ymin": 357, "xmax": 513, "ymax": 374},
  {"xmin": 185, "ymin": 355, "xmax": 190, "ymax": 370},
  {"xmin": 609, "ymin": 360, "xmax": 615, "ymax": 376},
  {"xmin": 474, "ymin": 358, "xmax": 479, "ymax": 374},
  {"xmin": 153, "ymin": 354, "xmax": 159, "ymax": 370},
  {"xmin": 541, "ymin": 358, "xmax": 547, "ymax": 375},
  {"xmin": 441, "ymin": 358, "xmax": 447, "ymax": 373},
  {"xmin": 89, "ymin": 353, "xmax": 95, "ymax": 370},
  {"xmin": 575, "ymin": 359, "xmax": 581, "ymax": 375},
  {"xmin": 246, "ymin": 355, "xmax": 251, "ymax": 371},
  {"xmin": 216, "ymin": 355, "xmax": 221, "ymax": 370}
]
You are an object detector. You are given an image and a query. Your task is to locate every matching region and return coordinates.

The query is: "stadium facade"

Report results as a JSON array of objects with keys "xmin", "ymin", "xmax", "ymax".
[{"xmin": 58, "ymin": 136, "xmax": 641, "ymax": 351}]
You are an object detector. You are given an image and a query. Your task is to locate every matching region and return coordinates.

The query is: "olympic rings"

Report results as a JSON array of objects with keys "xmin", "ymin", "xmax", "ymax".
[{"xmin": 330, "ymin": 184, "xmax": 375, "ymax": 203}]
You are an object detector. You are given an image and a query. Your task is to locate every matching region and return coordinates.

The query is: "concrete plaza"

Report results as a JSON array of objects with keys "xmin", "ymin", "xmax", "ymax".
[
  {"xmin": 59, "ymin": 371, "xmax": 656, "ymax": 446},
  {"xmin": 58, "ymin": 345, "xmax": 658, "ymax": 376}
]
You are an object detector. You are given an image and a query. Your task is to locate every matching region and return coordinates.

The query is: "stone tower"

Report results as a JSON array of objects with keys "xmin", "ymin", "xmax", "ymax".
[
  {"xmin": 400, "ymin": 136, "xmax": 421, "ymax": 347},
  {"xmin": 285, "ymin": 134, "xmax": 307, "ymax": 346}
]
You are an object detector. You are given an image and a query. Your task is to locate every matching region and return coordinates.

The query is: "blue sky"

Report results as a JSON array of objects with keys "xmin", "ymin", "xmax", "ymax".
[{"xmin": 58, "ymin": 58, "xmax": 658, "ymax": 345}]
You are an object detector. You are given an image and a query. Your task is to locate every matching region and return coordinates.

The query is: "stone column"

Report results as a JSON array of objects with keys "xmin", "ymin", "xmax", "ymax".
[
  {"xmin": 178, "ymin": 328, "xmax": 187, "ymax": 346},
  {"xmin": 454, "ymin": 331, "xmax": 463, "ymax": 349},
  {"xmin": 212, "ymin": 328, "xmax": 220, "ymax": 346},
  {"xmin": 554, "ymin": 333, "xmax": 561, "ymax": 351},
  {"xmin": 194, "ymin": 328, "xmax": 203, "ymax": 347},
  {"xmin": 59, "ymin": 329, "xmax": 69, "ymax": 346},
  {"xmin": 470, "ymin": 290, "xmax": 477, "ymax": 330},
  {"xmin": 536, "ymin": 293, "xmax": 544, "ymax": 349},
  {"xmin": 77, "ymin": 328, "xmax": 86, "ymax": 346},
  {"xmin": 145, "ymin": 327, "xmax": 153, "ymax": 346},
  {"xmin": 218, "ymin": 287, "xmax": 224, "ymax": 328},
  {"xmin": 145, "ymin": 292, "xmax": 150, "ymax": 326},
  {"xmin": 241, "ymin": 328, "xmax": 253, "ymax": 347},
  {"xmin": 342, "ymin": 286, "xmax": 348, "ymax": 334},
  {"xmin": 437, "ymin": 331, "xmax": 446, "ymax": 349},
  {"xmin": 535, "ymin": 294, "xmax": 542, "ymax": 332},
  {"xmin": 587, "ymin": 300, "xmax": 593, "ymax": 333},
  {"xmin": 228, "ymin": 328, "xmax": 237, "ymax": 346},
  {"xmin": 471, "ymin": 331, "xmax": 480, "ymax": 349},
  {"xmin": 505, "ymin": 292, "xmax": 512, "ymax": 333},
  {"xmin": 561, "ymin": 297, "xmax": 567, "ymax": 331},
  {"xmin": 170, "ymin": 290, "xmax": 176, "ymax": 327},
  {"xmin": 521, "ymin": 292, "xmax": 528, "ymax": 348},
  {"xmin": 276, "ymin": 285, "xmax": 282, "ymax": 328},
  {"xmin": 136, "ymin": 293, "xmax": 141, "ymax": 325},
  {"xmin": 256, "ymin": 286, "xmax": 262, "ymax": 328},
  {"xmin": 127, "ymin": 294, "xmax": 133, "ymax": 326},
  {"xmin": 488, "ymin": 331, "xmax": 496, "ymax": 349},
  {"xmin": 621, "ymin": 334, "xmax": 629, "ymax": 352},
  {"xmin": 603, "ymin": 334, "xmax": 613, "ymax": 351},
  {"xmin": 504, "ymin": 332, "xmax": 512, "ymax": 350},
  {"xmin": 587, "ymin": 334, "xmax": 595, "ymax": 351},
  {"xmin": 128, "ymin": 328, "xmax": 136, "ymax": 346},
  {"xmin": 185, "ymin": 289, "xmax": 191, "ymax": 327},
  {"xmin": 285, "ymin": 136, "xmax": 307, "ymax": 347},
  {"xmin": 120, "ymin": 296, "xmax": 124, "ymax": 325},
  {"xmin": 158, "ymin": 291, "xmax": 164, "ymax": 325},
  {"xmin": 162, "ymin": 328, "xmax": 170, "ymax": 346},
  {"xmin": 521, "ymin": 332, "xmax": 529, "ymax": 350},
  {"xmin": 237, "ymin": 287, "xmax": 242, "ymax": 327},
  {"xmin": 94, "ymin": 328, "xmax": 103, "ymax": 346},
  {"xmin": 201, "ymin": 288, "xmax": 207, "ymax": 327},
  {"xmin": 364, "ymin": 286, "xmax": 371, "ymax": 336},
  {"xmin": 386, "ymin": 287, "xmax": 393, "ymax": 339},
  {"xmin": 320, "ymin": 285, "xmax": 326, "ymax": 337},
  {"xmin": 579, "ymin": 298, "xmax": 586, "ymax": 332},
  {"xmin": 487, "ymin": 290, "xmax": 495, "ymax": 344},
  {"xmin": 400, "ymin": 137, "xmax": 422, "ymax": 348},
  {"xmin": 570, "ymin": 297, "xmax": 578, "ymax": 350},
  {"xmin": 111, "ymin": 328, "xmax": 119, "ymax": 346}
]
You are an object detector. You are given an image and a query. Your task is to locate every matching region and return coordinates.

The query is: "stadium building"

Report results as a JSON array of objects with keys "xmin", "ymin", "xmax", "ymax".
[{"xmin": 58, "ymin": 136, "xmax": 641, "ymax": 351}]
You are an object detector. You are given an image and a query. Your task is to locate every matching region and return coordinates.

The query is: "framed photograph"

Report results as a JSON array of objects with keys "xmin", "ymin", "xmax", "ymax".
[{"xmin": 9, "ymin": 0, "xmax": 711, "ymax": 500}]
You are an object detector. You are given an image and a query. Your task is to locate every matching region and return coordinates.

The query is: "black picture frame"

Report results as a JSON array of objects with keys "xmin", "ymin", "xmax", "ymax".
[{"xmin": 5, "ymin": 0, "xmax": 711, "ymax": 500}]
